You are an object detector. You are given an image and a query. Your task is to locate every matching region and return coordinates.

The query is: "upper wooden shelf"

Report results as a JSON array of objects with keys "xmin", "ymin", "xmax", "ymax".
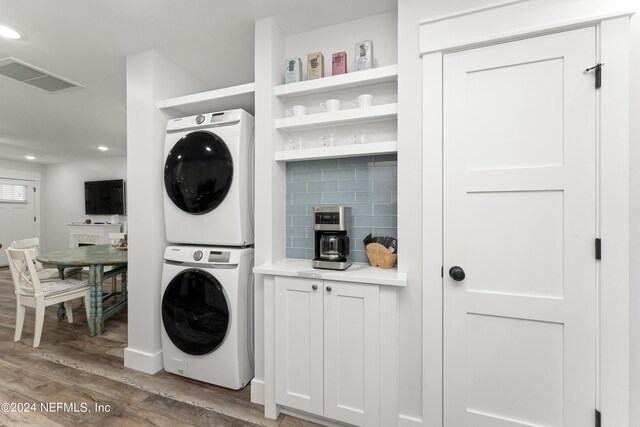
[
  {"xmin": 274, "ymin": 64, "xmax": 398, "ymax": 98},
  {"xmin": 157, "ymin": 83, "xmax": 255, "ymax": 116}
]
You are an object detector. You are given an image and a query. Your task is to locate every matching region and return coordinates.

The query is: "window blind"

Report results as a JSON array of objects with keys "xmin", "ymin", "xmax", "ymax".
[{"xmin": 0, "ymin": 184, "xmax": 28, "ymax": 203}]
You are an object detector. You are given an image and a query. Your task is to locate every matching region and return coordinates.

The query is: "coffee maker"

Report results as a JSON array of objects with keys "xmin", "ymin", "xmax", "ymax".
[{"xmin": 312, "ymin": 206, "xmax": 352, "ymax": 270}]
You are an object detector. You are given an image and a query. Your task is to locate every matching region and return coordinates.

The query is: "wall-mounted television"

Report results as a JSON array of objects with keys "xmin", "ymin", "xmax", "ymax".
[{"xmin": 84, "ymin": 179, "xmax": 126, "ymax": 215}]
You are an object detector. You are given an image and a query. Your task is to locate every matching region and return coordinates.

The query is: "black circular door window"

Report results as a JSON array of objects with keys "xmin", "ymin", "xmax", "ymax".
[
  {"xmin": 162, "ymin": 269, "xmax": 230, "ymax": 355},
  {"xmin": 164, "ymin": 131, "xmax": 233, "ymax": 215}
]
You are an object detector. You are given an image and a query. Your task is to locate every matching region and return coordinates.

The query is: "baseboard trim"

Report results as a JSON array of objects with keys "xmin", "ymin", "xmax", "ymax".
[
  {"xmin": 250, "ymin": 378, "xmax": 265, "ymax": 405},
  {"xmin": 398, "ymin": 414, "xmax": 423, "ymax": 426},
  {"xmin": 124, "ymin": 347, "xmax": 163, "ymax": 374}
]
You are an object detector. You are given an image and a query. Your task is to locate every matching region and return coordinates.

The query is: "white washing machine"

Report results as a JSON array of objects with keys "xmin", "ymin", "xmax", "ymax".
[
  {"xmin": 161, "ymin": 245, "xmax": 254, "ymax": 389},
  {"xmin": 164, "ymin": 109, "xmax": 254, "ymax": 246}
]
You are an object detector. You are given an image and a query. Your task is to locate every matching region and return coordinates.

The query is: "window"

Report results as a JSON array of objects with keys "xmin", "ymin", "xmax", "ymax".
[{"xmin": 0, "ymin": 184, "xmax": 28, "ymax": 203}]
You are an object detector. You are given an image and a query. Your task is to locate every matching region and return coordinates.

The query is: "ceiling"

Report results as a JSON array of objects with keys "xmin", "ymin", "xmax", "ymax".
[{"xmin": 0, "ymin": 0, "xmax": 396, "ymax": 165}]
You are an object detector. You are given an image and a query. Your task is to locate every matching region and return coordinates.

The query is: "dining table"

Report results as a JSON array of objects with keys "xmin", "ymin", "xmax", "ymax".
[{"xmin": 37, "ymin": 244, "xmax": 128, "ymax": 336}]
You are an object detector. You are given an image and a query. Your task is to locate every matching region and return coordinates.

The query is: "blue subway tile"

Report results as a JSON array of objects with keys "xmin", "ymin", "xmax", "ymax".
[
  {"xmin": 355, "ymin": 167, "xmax": 370, "ymax": 180},
  {"xmin": 286, "ymin": 248, "xmax": 307, "ymax": 259},
  {"xmin": 355, "ymin": 192, "xmax": 391, "ymax": 204},
  {"xmin": 292, "ymin": 237, "xmax": 315, "ymax": 249},
  {"xmin": 351, "ymin": 205, "xmax": 373, "ymax": 215},
  {"xmin": 286, "ymin": 204, "xmax": 307, "ymax": 215},
  {"xmin": 373, "ymin": 154, "xmax": 398, "ymax": 166},
  {"xmin": 291, "ymin": 215, "xmax": 312, "ymax": 226},
  {"xmin": 286, "ymin": 161, "xmax": 308, "ymax": 172},
  {"xmin": 351, "ymin": 227, "xmax": 375, "ymax": 239},
  {"xmin": 307, "ymin": 181, "xmax": 339, "ymax": 192},
  {"xmin": 286, "ymin": 226, "xmax": 308, "ymax": 237},
  {"xmin": 322, "ymin": 169, "xmax": 355, "ymax": 181},
  {"xmin": 305, "ymin": 248, "xmax": 316, "ymax": 260},
  {"xmin": 373, "ymin": 204, "xmax": 397, "ymax": 216},
  {"xmin": 370, "ymin": 167, "xmax": 393, "ymax": 180},
  {"xmin": 373, "ymin": 180, "xmax": 397, "ymax": 192},
  {"xmin": 307, "ymin": 158, "xmax": 341, "ymax": 170},
  {"xmin": 352, "ymin": 251, "xmax": 370, "ymax": 263},
  {"xmin": 355, "ymin": 216, "xmax": 395, "ymax": 227},
  {"xmin": 291, "ymin": 170, "xmax": 322, "ymax": 182},
  {"xmin": 339, "ymin": 180, "xmax": 371, "ymax": 192},
  {"xmin": 286, "ymin": 182, "xmax": 307, "ymax": 193},
  {"xmin": 322, "ymin": 192, "xmax": 356, "ymax": 204},
  {"xmin": 339, "ymin": 156, "xmax": 374, "ymax": 168},
  {"xmin": 292, "ymin": 192, "xmax": 322, "ymax": 204}
]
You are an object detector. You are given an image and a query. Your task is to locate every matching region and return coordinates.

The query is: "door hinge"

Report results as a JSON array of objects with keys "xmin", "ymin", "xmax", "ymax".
[
  {"xmin": 585, "ymin": 63, "xmax": 604, "ymax": 89},
  {"xmin": 33, "ymin": 216, "xmax": 36, "ymax": 222},
  {"xmin": 595, "ymin": 238, "xmax": 602, "ymax": 260},
  {"xmin": 33, "ymin": 187, "xmax": 36, "ymax": 193},
  {"xmin": 595, "ymin": 409, "xmax": 601, "ymax": 427},
  {"xmin": 441, "ymin": 266, "xmax": 443, "ymax": 278}
]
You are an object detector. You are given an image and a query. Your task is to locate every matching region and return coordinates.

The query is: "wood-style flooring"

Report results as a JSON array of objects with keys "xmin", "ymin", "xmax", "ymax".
[{"xmin": 0, "ymin": 268, "xmax": 321, "ymax": 427}]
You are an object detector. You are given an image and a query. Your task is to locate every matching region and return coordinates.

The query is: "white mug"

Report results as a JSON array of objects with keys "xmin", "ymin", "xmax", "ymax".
[
  {"xmin": 351, "ymin": 94, "xmax": 373, "ymax": 108},
  {"xmin": 319, "ymin": 134, "xmax": 336, "ymax": 147},
  {"xmin": 287, "ymin": 137, "xmax": 303, "ymax": 150},
  {"xmin": 320, "ymin": 99, "xmax": 341, "ymax": 113},
  {"xmin": 286, "ymin": 105, "xmax": 306, "ymax": 117}
]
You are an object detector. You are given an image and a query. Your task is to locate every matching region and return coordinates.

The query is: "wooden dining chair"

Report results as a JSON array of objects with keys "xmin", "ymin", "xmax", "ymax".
[
  {"xmin": 6, "ymin": 248, "xmax": 91, "ymax": 348},
  {"xmin": 10, "ymin": 237, "xmax": 82, "ymax": 281}
]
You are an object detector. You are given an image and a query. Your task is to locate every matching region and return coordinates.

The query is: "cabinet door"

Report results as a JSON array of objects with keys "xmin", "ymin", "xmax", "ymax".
[
  {"xmin": 274, "ymin": 276, "xmax": 324, "ymax": 415},
  {"xmin": 323, "ymin": 281, "xmax": 380, "ymax": 427}
]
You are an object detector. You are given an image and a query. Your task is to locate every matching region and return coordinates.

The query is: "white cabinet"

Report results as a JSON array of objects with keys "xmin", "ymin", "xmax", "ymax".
[{"xmin": 274, "ymin": 276, "xmax": 381, "ymax": 427}]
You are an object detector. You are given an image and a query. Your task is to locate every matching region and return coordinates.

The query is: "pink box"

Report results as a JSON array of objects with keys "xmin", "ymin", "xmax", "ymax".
[{"xmin": 332, "ymin": 52, "xmax": 347, "ymax": 75}]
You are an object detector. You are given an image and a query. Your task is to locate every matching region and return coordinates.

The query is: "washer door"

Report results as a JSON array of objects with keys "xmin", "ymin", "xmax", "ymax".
[
  {"xmin": 164, "ymin": 131, "xmax": 233, "ymax": 215},
  {"xmin": 162, "ymin": 269, "xmax": 230, "ymax": 356}
]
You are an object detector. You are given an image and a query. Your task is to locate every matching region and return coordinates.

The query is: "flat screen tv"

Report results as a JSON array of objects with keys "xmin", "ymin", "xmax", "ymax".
[{"xmin": 84, "ymin": 179, "xmax": 126, "ymax": 215}]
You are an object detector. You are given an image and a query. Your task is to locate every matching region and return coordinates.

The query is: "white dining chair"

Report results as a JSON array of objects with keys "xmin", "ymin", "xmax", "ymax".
[
  {"xmin": 10, "ymin": 237, "xmax": 82, "ymax": 281},
  {"xmin": 6, "ymin": 248, "xmax": 91, "ymax": 348}
]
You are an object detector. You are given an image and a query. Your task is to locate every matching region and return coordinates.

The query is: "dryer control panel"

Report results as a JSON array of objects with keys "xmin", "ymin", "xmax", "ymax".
[
  {"xmin": 166, "ymin": 109, "xmax": 245, "ymax": 132},
  {"xmin": 165, "ymin": 245, "xmax": 250, "ymax": 266}
]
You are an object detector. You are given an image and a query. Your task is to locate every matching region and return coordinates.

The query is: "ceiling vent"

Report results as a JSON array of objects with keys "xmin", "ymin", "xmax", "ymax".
[{"xmin": 0, "ymin": 57, "xmax": 82, "ymax": 93}]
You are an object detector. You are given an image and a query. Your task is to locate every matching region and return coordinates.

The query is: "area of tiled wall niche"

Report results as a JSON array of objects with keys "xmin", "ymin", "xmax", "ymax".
[{"xmin": 285, "ymin": 154, "xmax": 398, "ymax": 263}]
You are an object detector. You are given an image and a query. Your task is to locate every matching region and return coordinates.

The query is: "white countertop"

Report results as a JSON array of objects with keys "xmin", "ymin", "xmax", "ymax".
[{"xmin": 254, "ymin": 258, "xmax": 407, "ymax": 287}]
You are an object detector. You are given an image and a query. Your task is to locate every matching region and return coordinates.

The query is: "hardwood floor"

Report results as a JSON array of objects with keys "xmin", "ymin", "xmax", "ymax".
[{"xmin": 0, "ymin": 268, "xmax": 322, "ymax": 427}]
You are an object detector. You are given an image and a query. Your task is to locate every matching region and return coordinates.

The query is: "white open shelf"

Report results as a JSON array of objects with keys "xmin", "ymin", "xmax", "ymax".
[
  {"xmin": 274, "ymin": 103, "xmax": 398, "ymax": 131},
  {"xmin": 275, "ymin": 140, "xmax": 398, "ymax": 162},
  {"xmin": 274, "ymin": 64, "xmax": 398, "ymax": 98},
  {"xmin": 157, "ymin": 82, "xmax": 255, "ymax": 116}
]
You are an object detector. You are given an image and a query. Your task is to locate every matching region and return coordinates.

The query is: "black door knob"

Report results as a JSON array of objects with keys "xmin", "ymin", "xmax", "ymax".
[{"xmin": 449, "ymin": 266, "xmax": 466, "ymax": 281}]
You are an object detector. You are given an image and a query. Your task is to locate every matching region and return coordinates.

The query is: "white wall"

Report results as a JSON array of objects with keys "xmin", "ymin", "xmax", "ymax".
[
  {"xmin": 399, "ymin": 0, "xmax": 640, "ymax": 424},
  {"xmin": 0, "ymin": 158, "xmax": 43, "ymax": 182},
  {"xmin": 124, "ymin": 50, "xmax": 208, "ymax": 374},
  {"xmin": 40, "ymin": 157, "xmax": 127, "ymax": 253},
  {"xmin": 285, "ymin": 12, "xmax": 397, "ymax": 75}
]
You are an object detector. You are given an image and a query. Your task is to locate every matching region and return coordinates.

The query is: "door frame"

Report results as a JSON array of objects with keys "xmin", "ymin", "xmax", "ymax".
[{"xmin": 420, "ymin": 4, "xmax": 632, "ymax": 427}]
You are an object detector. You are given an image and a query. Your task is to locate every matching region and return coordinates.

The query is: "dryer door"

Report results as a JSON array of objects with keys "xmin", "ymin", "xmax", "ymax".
[
  {"xmin": 164, "ymin": 131, "xmax": 233, "ymax": 215},
  {"xmin": 162, "ymin": 268, "xmax": 230, "ymax": 355}
]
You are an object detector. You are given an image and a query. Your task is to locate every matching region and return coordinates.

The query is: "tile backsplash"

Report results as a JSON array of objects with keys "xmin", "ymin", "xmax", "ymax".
[{"xmin": 286, "ymin": 154, "xmax": 397, "ymax": 263}]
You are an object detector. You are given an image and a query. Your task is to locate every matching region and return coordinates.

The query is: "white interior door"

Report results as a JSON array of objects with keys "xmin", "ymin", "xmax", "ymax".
[
  {"xmin": 0, "ymin": 179, "xmax": 37, "ymax": 266},
  {"xmin": 443, "ymin": 28, "xmax": 597, "ymax": 426}
]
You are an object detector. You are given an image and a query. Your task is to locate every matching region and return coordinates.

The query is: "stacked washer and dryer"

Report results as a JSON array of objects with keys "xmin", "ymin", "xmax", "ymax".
[{"xmin": 160, "ymin": 109, "xmax": 255, "ymax": 389}]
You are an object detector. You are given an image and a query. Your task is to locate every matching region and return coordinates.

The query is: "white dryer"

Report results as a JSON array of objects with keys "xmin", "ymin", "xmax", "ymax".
[
  {"xmin": 164, "ymin": 109, "xmax": 254, "ymax": 246},
  {"xmin": 161, "ymin": 245, "xmax": 254, "ymax": 389}
]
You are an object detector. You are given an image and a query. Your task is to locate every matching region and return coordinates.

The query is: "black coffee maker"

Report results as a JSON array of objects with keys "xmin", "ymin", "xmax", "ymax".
[{"xmin": 312, "ymin": 206, "xmax": 352, "ymax": 270}]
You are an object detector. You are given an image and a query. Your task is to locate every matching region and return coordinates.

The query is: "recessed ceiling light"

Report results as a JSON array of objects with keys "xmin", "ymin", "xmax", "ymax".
[
  {"xmin": 0, "ymin": 24, "xmax": 24, "ymax": 40},
  {"xmin": 98, "ymin": 146, "xmax": 109, "ymax": 151},
  {"xmin": 25, "ymin": 155, "xmax": 35, "ymax": 160}
]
